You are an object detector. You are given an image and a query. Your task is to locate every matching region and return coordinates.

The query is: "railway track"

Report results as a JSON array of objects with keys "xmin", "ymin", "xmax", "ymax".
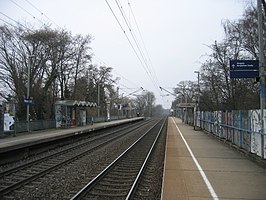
[
  {"xmin": 70, "ymin": 118, "xmax": 167, "ymax": 200},
  {"xmin": 0, "ymin": 119, "xmax": 154, "ymax": 198}
]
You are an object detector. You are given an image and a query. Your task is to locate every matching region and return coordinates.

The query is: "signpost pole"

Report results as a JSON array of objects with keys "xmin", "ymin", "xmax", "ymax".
[
  {"xmin": 27, "ymin": 56, "xmax": 33, "ymax": 132},
  {"xmin": 258, "ymin": 0, "xmax": 265, "ymax": 158}
]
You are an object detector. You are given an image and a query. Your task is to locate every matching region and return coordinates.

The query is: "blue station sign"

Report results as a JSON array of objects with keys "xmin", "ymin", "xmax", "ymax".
[
  {"xmin": 230, "ymin": 60, "xmax": 259, "ymax": 78},
  {"xmin": 24, "ymin": 98, "xmax": 34, "ymax": 105}
]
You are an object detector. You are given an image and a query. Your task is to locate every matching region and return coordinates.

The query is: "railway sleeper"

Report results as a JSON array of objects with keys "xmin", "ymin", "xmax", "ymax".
[
  {"xmin": 90, "ymin": 188, "xmax": 128, "ymax": 196},
  {"xmin": 109, "ymin": 170, "xmax": 137, "ymax": 176},
  {"xmin": 96, "ymin": 181, "xmax": 132, "ymax": 187},
  {"xmin": 106, "ymin": 174, "xmax": 135, "ymax": 179}
]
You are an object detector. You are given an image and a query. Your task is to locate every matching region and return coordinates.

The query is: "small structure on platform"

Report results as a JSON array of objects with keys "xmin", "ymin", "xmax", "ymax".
[
  {"xmin": 177, "ymin": 102, "xmax": 195, "ymax": 125},
  {"xmin": 55, "ymin": 100, "xmax": 97, "ymax": 128}
]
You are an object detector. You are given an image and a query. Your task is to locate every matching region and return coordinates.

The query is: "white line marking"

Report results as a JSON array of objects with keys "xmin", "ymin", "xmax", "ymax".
[{"xmin": 171, "ymin": 118, "xmax": 219, "ymax": 200}]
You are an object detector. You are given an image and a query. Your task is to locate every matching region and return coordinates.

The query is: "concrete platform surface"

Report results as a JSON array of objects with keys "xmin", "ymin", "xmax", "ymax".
[
  {"xmin": 161, "ymin": 117, "xmax": 266, "ymax": 200},
  {"xmin": 0, "ymin": 117, "xmax": 144, "ymax": 153}
]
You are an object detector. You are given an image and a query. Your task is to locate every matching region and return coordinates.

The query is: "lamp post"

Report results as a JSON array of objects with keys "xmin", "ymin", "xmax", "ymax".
[
  {"xmin": 194, "ymin": 71, "xmax": 200, "ymax": 129},
  {"xmin": 27, "ymin": 55, "xmax": 34, "ymax": 132},
  {"xmin": 258, "ymin": 0, "xmax": 265, "ymax": 158},
  {"xmin": 97, "ymin": 82, "xmax": 100, "ymax": 118}
]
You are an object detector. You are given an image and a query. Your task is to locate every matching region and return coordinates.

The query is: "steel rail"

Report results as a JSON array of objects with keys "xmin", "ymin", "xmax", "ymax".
[
  {"xmin": 0, "ymin": 120, "xmax": 153, "ymax": 197},
  {"xmin": 0, "ymin": 119, "xmax": 149, "ymax": 178},
  {"xmin": 126, "ymin": 117, "xmax": 167, "ymax": 199},
  {"xmin": 70, "ymin": 118, "xmax": 166, "ymax": 200}
]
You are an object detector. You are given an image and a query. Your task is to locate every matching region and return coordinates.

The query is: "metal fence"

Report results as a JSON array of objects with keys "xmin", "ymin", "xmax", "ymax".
[
  {"xmin": 1, "ymin": 115, "xmax": 128, "ymax": 137},
  {"xmin": 195, "ymin": 110, "xmax": 266, "ymax": 159},
  {"xmin": 14, "ymin": 119, "xmax": 56, "ymax": 134}
]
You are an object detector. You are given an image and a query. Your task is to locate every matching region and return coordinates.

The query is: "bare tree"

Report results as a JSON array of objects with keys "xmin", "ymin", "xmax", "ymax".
[
  {"xmin": 174, "ymin": 81, "xmax": 197, "ymax": 104},
  {"xmin": 198, "ymin": 4, "xmax": 263, "ymax": 111},
  {"xmin": 86, "ymin": 65, "xmax": 118, "ymax": 116},
  {"xmin": 0, "ymin": 24, "xmax": 95, "ymax": 120},
  {"xmin": 70, "ymin": 34, "xmax": 92, "ymax": 99}
]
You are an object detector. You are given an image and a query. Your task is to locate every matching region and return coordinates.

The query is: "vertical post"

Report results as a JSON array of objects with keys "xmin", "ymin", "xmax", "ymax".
[
  {"xmin": 1, "ymin": 101, "xmax": 5, "ymax": 135},
  {"xmin": 121, "ymin": 93, "xmax": 124, "ymax": 117},
  {"xmin": 194, "ymin": 71, "xmax": 200, "ymax": 129},
  {"xmin": 27, "ymin": 56, "xmax": 31, "ymax": 132},
  {"xmin": 97, "ymin": 83, "xmax": 100, "ymax": 118},
  {"xmin": 226, "ymin": 110, "xmax": 228, "ymax": 141},
  {"xmin": 117, "ymin": 87, "xmax": 119, "ymax": 118},
  {"xmin": 197, "ymin": 72, "xmax": 200, "ymax": 127},
  {"xmin": 240, "ymin": 110, "xmax": 243, "ymax": 148},
  {"xmin": 232, "ymin": 110, "xmax": 235, "ymax": 144},
  {"xmin": 258, "ymin": 0, "xmax": 265, "ymax": 158}
]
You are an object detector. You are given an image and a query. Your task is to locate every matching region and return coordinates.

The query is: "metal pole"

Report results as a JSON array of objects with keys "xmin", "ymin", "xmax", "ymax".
[
  {"xmin": 97, "ymin": 83, "xmax": 100, "ymax": 118},
  {"xmin": 121, "ymin": 93, "xmax": 123, "ymax": 117},
  {"xmin": 197, "ymin": 72, "xmax": 200, "ymax": 107},
  {"xmin": 194, "ymin": 71, "xmax": 200, "ymax": 129},
  {"xmin": 2, "ymin": 101, "xmax": 5, "ymax": 135},
  {"xmin": 258, "ymin": 0, "xmax": 265, "ymax": 158},
  {"xmin": 27, "ymin": 56, "xmax": 31, "ymax": 132}
]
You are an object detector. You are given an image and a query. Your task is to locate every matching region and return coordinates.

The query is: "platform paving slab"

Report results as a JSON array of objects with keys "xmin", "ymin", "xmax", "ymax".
[{"xmin": 161, "ymin": 117, "xmax": 266, "ymax": 200}]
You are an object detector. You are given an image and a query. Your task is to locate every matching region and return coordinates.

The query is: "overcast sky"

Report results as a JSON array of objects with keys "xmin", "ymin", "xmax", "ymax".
[{"xmin": 0, "ymin": 0, "xmax": 254, "ymax": 109}]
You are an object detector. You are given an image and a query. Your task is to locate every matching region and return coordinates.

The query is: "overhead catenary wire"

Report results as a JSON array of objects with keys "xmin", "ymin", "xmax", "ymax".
[
  {"xmin": 127, "ymin": 0, "xmax": 161, "ymax": 87},
  {"xmin": 1, "ymin": 1, "xmax": 170, "ymax": 108},
  {"xmin": 126, "ymin": 0, "xmax": 158, "ymax": 80},
  {"xmin": 115, "ymin": 0, "xmax": 158, "ymax": 89},
  {"xmin": 124, "ymin": 0, "xmax": 161, "ymax": 88},
  {"xmin": 104, "ymin": 0, "xmax": 151, "ymax": 79},
  {"xmin": 0, "ymin": 1, "xmax": 144, "ymax": 93},
  {"xmin": 22, "ymin": 0, "xmax": 145, "ymax": 98},
  {"xmin": 0, "ymin": 18, "xmax": 14, "ymax": 27},
  {"xmin": 9, "ymin": 0, "xmax": 43, "ymax": 25},
  {"xmin": 0, "ymin": 12, "xmax": 29, "ymax": 30},
  {"xmin": 86, "ymin": 48, "xmax": 143, "ymax": 90},
  {"xmin": 105, "ymin": 0, "xmax": 167, "ymax": 105},
  {"xmin": 126, "ymin": 0, "xmax": 169, "ymax": 105},
  {"xmin": 105, "ymin": 0, "xmax": 168, "ymax": 105},
  {"xmin": 24, "ymin": 0, "xmax": 61, "ymax": 28},
  {"xmin": 106, "ymin": 0, "xmax": 168, "ymax": 103},
  {"xmin": 107, "ymin": 0, "xmax": 155, "ymax": 84}
]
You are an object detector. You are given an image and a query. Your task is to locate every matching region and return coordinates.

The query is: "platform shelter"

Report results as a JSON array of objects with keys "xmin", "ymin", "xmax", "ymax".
[
  {"xmin": 176, "ymin": 102, "xmax": 195, "ymax": 125},
  {"xmin": 55, "ymin": 100, "xmax": 97, "ymax": 128}
]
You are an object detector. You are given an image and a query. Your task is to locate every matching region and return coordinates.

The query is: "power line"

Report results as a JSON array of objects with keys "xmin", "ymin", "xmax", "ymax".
[
  {"xmin": 125, "ymin": 0, "xmax": 165, "ymax": 103},
  {"xmin": 9, "ymin": 0, "xmax": 43, "ymax": 24},
  {"xmin": 106, "ymin": 0, "xmax": 161, "ymax": 95},
  {"xmin": 17, "ymin": 0, "xmax": 144, "ymax": 97},
  {"xmin": 24, "ymin": 0, "xmax": 60, "ymax": 28},
  {"xmin": 118, "ymin": 0, "xmax": 162, "ymax": 96},
  {"xmin": 0, "ymin": 11, "xmax": 30, "ymax": 31},
  {"xmin": 87, "ymin": 49, "xmax": 143, "ymax": 92},
  {"xmin": 2, "ymin": 1, "xmax": 166, "ymax": 106},
  {"xmin": 86, "ymin": 47, "xmax": 141, "ymax": 86},
  {"xmin": 127, "ymin": 0, "xmax": 160, "ymax": 87},
  {"xmin": 115, "ymin": 0, "xmax": 156, "ymax": 86},
  {"xmin": 105, "ymin": 0, "xmax": 151, "ymax": 81}
]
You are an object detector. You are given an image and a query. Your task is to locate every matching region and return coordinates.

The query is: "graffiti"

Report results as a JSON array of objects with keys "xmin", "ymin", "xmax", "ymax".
[
  {"xmin": 196, "ymin": 109, "xmax": 265, "ymax": 159},
  {"xmin": 250, "ymin": 110, "xmax": 262, "ymax": 157},
  {"xmin": 55, "ymin": 105, "xmax": 62, "ymax": 128}
]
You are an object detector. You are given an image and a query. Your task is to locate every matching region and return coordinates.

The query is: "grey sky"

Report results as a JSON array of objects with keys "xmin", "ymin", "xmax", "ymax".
[{"xmin": 0, "ymin": 0, "xmax": 253, "ymax": 108}]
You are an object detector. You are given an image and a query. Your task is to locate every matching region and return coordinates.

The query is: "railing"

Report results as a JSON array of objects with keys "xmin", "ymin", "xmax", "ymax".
[
  {"xmin": 14, "ymin": 120, "xmax": 56, "ymax": 134},
  {"xmin": 0, "ymin": 115, "xmax": 128, "ymax": 137},
  {"xmin": 194, "ymin": 110, "xmax": 265, "ymax": 159}
]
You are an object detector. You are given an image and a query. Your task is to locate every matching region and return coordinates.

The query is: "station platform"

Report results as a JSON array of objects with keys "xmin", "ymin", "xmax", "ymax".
[
  {"xmin": 0, "ymin": 117, "xmax": 144, "ymax": 154},
  {"xmin": 161, "ymin": 117, "xmax": 266, "ymax": 200}
]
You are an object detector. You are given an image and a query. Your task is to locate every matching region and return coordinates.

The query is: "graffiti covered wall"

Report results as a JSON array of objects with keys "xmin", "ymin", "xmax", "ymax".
[{"xmin": 196, "ymin": 109, "xmax": 266, "ymax": 159}]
